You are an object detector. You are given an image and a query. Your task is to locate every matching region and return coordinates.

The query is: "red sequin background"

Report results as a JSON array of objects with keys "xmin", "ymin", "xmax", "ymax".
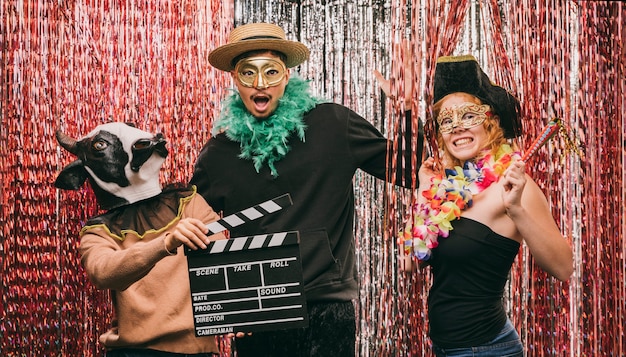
[{"xmin": 1, "ymin": 1, "xmax": 623, "ymax": 356}]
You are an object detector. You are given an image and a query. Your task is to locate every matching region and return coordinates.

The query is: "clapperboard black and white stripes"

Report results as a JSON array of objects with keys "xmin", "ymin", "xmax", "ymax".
[
  {"xmin": 204, "ymin": 193, "xmax": 293, "ymax": 235},
  {"xmin": 204, "ymin": 231, "xmax": 298, "ymax": 254},
  {"xmin": 185, "ymin": 193, "xmax": 308, "ymax": 336}
]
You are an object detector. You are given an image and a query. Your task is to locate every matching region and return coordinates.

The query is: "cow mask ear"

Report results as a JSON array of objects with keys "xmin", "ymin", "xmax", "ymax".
[{"xmin": 55, "ymin": 160, "xmax": 89, "ymax": 190}]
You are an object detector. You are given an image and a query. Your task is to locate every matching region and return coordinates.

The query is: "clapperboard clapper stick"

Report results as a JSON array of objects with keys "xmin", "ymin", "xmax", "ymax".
[{"xmin": 185, "ymin": 193, "xmax": 309, "ymax": 336}]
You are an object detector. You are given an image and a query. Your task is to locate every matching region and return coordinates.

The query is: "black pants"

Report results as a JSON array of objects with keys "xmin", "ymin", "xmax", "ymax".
[{"xmin": 233, "ymin": 301, "xmax": 356, "ymax": 357}]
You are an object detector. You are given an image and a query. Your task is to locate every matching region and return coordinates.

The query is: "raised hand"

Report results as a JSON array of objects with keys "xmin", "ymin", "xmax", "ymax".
[
  {"xmin": 501, "ymin": 160, "xmax": 527, "ymax": 213},
  {"xmin": 373, "ymin": 39, "xmax": 413, "ymax": 108}
]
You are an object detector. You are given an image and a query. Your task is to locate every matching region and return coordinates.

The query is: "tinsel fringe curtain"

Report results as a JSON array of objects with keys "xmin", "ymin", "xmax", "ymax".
[{"xmin": 1, "ymin": 1, "xmax": 624, "ymax": 356}]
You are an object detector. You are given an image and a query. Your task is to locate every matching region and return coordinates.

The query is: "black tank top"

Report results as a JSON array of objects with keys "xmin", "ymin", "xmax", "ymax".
[{"xmin": 427, "ymin": 217, "xmax": 520, "ymax": 348}]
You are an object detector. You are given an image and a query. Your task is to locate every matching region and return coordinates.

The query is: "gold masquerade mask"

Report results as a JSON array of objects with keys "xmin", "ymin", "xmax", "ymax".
[
  {"xmin": 437, "ymin": 102, "xmax": 492, "ymax": 134},
  {"xmin": 235, "ymin": 57, "xmax": 287, "ymax": 89}
]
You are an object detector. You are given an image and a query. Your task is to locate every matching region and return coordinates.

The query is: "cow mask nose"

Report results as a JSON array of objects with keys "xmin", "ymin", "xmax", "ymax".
[
  {"xmin": 130, "ymin": 134, "xmax": 168, "ymax": 172},
  {"xmin": 153, "ymin": 133, "xmax": 168, "ymax": 157}
]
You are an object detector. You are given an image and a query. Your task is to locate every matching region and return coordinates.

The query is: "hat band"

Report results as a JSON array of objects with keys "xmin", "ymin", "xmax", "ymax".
[{"xmin": 241, "ymin": 35, "xmax": 283, "ymax": 41}]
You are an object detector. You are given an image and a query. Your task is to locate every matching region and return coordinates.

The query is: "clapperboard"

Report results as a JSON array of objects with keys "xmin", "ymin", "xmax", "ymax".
[{"xmin": 185, "ymin": 193, "xmax": 308, "ymax": 336}]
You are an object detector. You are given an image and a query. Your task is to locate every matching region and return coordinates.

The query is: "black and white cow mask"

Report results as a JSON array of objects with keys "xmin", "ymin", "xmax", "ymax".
[{"xmin": 55, "ymin": 122, "xmax": 168, "ymax": 210}]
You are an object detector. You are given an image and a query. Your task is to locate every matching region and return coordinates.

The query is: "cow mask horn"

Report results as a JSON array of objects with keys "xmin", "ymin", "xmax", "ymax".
[
  {"xmin": 56, "ymin": 130, "xmax": 79, "ymax": 155},
  {"xmin": 55, "ymin": 122, "xmax": 168, "ymax": 210}
]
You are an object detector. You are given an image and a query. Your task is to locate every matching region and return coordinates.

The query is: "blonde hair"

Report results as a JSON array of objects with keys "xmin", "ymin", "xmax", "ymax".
[{"xmin": 433, "ymin": 96, "xmax": 507, "ymax": 168}]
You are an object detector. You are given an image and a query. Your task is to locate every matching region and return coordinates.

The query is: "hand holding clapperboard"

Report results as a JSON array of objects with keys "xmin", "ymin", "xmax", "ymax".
[{"xmin": 184, "ymin": 193, "xmax": 308, "ymax": 336}]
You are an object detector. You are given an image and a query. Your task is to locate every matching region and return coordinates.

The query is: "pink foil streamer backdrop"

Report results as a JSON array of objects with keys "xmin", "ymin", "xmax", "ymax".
[{"xmin": 1, "ymin": 1, "xmax": 624, "ymax": 356}]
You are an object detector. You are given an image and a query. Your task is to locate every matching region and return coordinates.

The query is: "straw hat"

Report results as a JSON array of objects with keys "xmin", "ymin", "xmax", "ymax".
[
  {"xmin": 209, "ymin": 23, "xmax": 310, "ymax": 72},
  {"xmin": 433, "ymin": 55, "xmax": 522, "ymax": 138}
]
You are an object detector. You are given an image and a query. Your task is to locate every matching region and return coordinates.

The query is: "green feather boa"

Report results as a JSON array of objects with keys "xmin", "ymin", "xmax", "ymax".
[{"xmin": 212, "ymin": 75, "xmax": 325, "ymax": 176}]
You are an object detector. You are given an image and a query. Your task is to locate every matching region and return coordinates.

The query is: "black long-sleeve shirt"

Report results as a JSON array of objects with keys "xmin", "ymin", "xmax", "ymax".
[{"xmin": 191, "ymin": 103, "xmax": 422, "ymax": 302}]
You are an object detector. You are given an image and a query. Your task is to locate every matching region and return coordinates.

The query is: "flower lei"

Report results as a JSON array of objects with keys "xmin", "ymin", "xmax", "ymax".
[
  {"xmin": 212, "ymin": 74, "xmax": 325, "ymax": 177},
  {"xmin": 400, "ymin": 144, "xmax": 520, "ymax": 261}
]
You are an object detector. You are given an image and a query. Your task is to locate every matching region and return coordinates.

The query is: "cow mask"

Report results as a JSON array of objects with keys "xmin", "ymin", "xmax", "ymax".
[{"xmin": 55, "ymin": 122, "xmax": 168, "ymax": 210}]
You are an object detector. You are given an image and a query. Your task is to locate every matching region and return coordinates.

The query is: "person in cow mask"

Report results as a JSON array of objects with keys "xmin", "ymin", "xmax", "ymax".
[
  {"xmin": 55, "ymin": 122, "xmax": 224, "ymax": 357},
  {"xmin": 190, "ymin": 23, "xmax": 423, "ymax": 356}
]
